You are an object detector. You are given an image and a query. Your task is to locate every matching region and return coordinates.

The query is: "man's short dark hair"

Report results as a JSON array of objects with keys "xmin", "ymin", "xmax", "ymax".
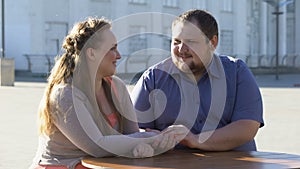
[{"xmin": 172, "ymin": 9, "xmax": 219, "ymax": 40}]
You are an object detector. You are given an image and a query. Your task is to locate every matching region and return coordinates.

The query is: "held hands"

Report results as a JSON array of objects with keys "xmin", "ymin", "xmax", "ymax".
[
  {"xmin": 151, "ymin": 130, "xmax": 177, "ymax": 150},
  {"xmin": 162, "ymin": 124, "xmax": 190, "ymax": 141},
  {"xmin": 133, "ymin": 142, "xmax": 154, "ymax": 158},
  {"xmin": 168, "ymin": 125, "xmax": 199, "ymax": 149},
  {"xmin": 143, "ymin": 128, "xmax": 176, "ymax": 151},
  {"xmin": 158, "ymin": 125, "xmax": 199, "ymax": 149},
  {"xmin": 147, "ymin": 125, "xmax": 191, "ymax": 151},
  {"xmin": 134, "ymin": 125, "xmax": 196, "ymax": 157}
]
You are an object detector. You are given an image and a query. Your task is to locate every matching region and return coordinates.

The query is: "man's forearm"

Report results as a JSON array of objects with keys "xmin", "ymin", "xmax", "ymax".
[{"xmin": 182, "ymin": 120, "xmax": 260, "ymax": 151}]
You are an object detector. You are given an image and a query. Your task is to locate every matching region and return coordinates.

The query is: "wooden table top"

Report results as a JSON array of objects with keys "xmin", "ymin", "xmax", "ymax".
[{"xmin": 82, "ymin": 149, "xmax": 300, "ymax": 169}]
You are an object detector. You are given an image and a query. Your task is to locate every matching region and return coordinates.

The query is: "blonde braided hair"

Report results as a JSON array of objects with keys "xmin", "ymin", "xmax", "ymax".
[{"xmin": 38, "ymin": 17, "xmax": 111, "ymax": 135}]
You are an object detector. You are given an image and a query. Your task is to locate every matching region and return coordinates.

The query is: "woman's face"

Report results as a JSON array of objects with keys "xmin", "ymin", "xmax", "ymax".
[{"xmin": 93, "ymin": 29, "xmax": 121, "ymax": 78}]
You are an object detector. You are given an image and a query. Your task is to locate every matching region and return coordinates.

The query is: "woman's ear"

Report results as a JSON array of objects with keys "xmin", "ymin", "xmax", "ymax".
[{"xmin": 85, "ymin": 48, "xmax": 96, "ymax": 61}]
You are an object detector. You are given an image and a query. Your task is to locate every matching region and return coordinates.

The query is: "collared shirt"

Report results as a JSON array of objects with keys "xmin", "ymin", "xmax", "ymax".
[{"xmin": 131, "ymin": 54, "xmax": 264, "ymax": 151}]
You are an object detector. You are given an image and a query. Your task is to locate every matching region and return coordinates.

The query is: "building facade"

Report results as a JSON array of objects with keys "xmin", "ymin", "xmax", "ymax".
[{"xmin": 1, "ymin": 0, "xmax": 300, "ymax": 74}]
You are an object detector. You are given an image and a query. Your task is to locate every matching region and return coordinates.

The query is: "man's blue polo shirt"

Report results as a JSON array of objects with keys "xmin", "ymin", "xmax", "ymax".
[{"xmin": 131, "ymin": 54, "xmax": 264, "ymax": 151}]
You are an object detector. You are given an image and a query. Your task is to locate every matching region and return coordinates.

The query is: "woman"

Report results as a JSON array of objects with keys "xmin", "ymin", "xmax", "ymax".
[{"xmin": 30, "ymin": 17, "xmax": 176, "ymax": 169}]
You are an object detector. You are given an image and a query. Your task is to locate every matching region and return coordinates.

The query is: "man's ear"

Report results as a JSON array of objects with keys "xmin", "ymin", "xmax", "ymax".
[
  {"xmin": 86, "ymin": 48, "xmax": 96, "ymax": 61},
  {"xmin": 210, "ymin": 35, "xmax": 218, "ymax": 49}
]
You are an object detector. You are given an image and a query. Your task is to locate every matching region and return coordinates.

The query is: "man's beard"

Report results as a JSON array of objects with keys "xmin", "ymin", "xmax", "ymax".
[{"xmin": 172, "ymin": 55, "xmax": 193, "ymax": 74}]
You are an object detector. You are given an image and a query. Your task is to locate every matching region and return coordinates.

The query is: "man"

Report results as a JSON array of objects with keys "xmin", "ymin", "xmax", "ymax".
[{"xmin": 131, "ymin": 9, "xmax": 264, "ymax": 151}]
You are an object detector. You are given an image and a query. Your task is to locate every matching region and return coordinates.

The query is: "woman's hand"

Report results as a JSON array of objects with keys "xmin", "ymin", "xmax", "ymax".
[
  {"xmin": 133, "ymin": 143, "xmax": 154, "ymax": 158},
  {"xmin": 145, "ymin": 128, "xmax": 176, "ymax": 150},
  {"xmin": 148, "ymin": 125, "xmax": 189, "ymax": 151},
  {"xmin": 162, "ymin": 125, "xmax": 190, "ymax": 143},
  {"xmin": 151, "ymin": 131, "xmax": 177, "ymax": 151},
  {"xmin": 163, "ymin": 124, "xmax": 201, "ymax": 148}
]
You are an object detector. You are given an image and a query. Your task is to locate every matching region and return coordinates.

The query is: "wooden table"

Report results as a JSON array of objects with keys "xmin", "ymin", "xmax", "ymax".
[{"xmin": 82, "ymin": 150, "xmax": 300, "ymax": 169}]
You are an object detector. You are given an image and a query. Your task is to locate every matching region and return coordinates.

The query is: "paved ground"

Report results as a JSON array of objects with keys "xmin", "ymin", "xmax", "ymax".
[{"xmin": 0, "ymin": 73, "xmax": 299, "ymax": 169}]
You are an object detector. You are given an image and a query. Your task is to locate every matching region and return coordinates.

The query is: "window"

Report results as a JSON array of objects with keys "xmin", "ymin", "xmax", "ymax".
[
  {"xmin": 128, "ymin": 0, "xmax": 146, "ymax": 4},
  {"xmin": 287, "ymin": 1, "xmax": 295, "ymax": 13},
  {"xmin": 90, "ymin": 0, "xmax": 110, "ymax": 2},
  {"xmin": 287, "ymin": 18, "xmax": 295, "ymax": 54},
  {"xmin": 194, "ymin": 0, "xmax": 206, "ymax": 10},
  {"xmin": 220, "ymin": 30, "xmax": 233, "ymax": 56},
  {"xmin": 163, "ymin": 27, "xmax": 172, "ymax": 51},
  {"xmin": 222, "ymin": 0, "xmax": 232, "ymax": 12},
  {"xmin": 89, "ymin": 0, "xmax": 111, "ymax": 18},
  {"xmin": 128, "ymin": 26, "xmax": 147, "ymax": 53},
  {"xmin": 163, "ymin": 0, "xmax": 178, "ymax": 8}
]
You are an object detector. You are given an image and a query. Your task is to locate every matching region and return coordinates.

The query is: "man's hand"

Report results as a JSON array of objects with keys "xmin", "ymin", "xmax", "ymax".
[
  {"xmin": 162, "ymin": 125, "xmax": 200, "ymax": 148},
  {"xmin": 176, "ymin": 120, "xmax": 261, "ymax": 151}
]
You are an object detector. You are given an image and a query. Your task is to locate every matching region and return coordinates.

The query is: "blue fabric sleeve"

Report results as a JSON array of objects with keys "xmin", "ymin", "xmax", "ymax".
[
  {"xmin": 131, "ymin": 70, "xmax": 156, "ymax": 129},
  {"xmin": 231, "ymin": 60, "xmax": 264, "ymax": 127}
]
